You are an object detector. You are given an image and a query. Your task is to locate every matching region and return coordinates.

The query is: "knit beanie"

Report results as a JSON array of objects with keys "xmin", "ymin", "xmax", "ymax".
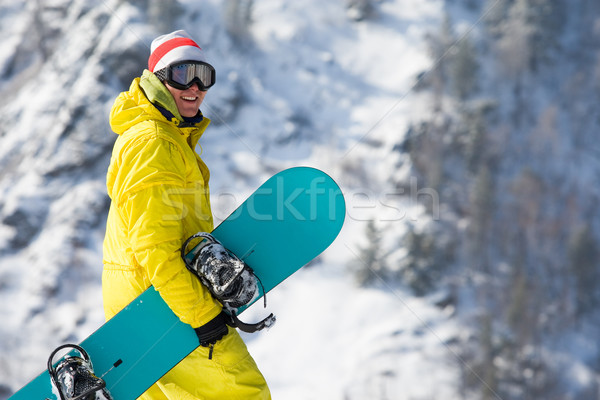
[{"xmin": 148, "ymin": 30, "xmax": 207, "ymax": 73}]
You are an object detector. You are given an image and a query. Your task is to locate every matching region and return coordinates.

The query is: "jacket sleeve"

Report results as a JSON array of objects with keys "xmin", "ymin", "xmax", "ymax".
[{"xmin": 116, "ymin": 133, "xmax": 222, "ymax": 328}]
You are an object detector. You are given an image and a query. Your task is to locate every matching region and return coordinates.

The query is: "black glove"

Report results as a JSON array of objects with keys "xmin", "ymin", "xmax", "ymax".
[{"xmin": 194, "ymin": 311, "xmax": 229, "ymax": 347}]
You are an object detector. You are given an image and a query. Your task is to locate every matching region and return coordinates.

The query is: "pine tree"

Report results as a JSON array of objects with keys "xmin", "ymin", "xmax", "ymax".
[
  {"xmin": 568, "ymin": 225, "xmax": 600, "ymax": 319},
  {"xmin": 450, "ymin": 35, "xmax": 479, "ymax": 100},
  {"xmin": 224, "ymin": 0, "xmax": 254, "ymax": 43},
  {"xmin": 401, "ymin": 226, "xmax": 441, "ymax": 296},
  {"xmin": 479, "ymin": 314, "xmax": 500, "ymax": 400},
  {"xmin": 469, "ymin": 164, "xmax": 494, "ymax": 272},
  {"xmin": 496, "ymin": 0, "xmax": 534, "ymax": 80},
  {"xmin": 526, "ymin": 0, "xmax": 567, "ymax": 71},
  {"xmin": 461, "ymin": 105, "xmax": 490, "ymax": 172},
  {"xmin": 352, "ymin": 219, "xmax": 387, "ymax": 287},
  {"xmin": 425, "ymin": 13, "xmax": 455, "ymax": 112},
  {"xmin": 506, "ymin": 270, "xmax": 534, "ymax": 346}
]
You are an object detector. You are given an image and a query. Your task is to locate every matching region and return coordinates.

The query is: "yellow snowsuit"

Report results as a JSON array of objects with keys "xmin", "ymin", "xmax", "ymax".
[{"xmin": 103, "ymin": 70, "xmax": 271, "ymax": 399}]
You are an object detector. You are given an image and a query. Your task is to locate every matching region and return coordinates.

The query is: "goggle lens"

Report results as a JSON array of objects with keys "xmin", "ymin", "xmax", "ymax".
[{"xmin": 167, "ymin": 62, "xmax": 216, "ymax": 91}]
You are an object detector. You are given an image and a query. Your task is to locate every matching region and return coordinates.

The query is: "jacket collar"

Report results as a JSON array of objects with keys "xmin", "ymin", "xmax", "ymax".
[
  {"xmin": 137, "ymin": 69, "xmax": 210, "ymax": 146},
  {"xmin": 153, "ymin": 104, "xmax": 205, "ymax": 128},
  {"xmin": 139, "ymin": 70, "xmax": 182, "ymax": 120}
]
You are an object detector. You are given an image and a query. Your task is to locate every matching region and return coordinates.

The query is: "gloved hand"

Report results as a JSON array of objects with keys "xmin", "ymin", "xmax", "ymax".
[{"xmin": 194, "ymin": 311, "xmax": 229, "ymax": 347}]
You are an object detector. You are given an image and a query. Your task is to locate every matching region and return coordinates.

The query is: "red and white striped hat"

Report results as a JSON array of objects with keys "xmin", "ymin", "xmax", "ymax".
[{"xmin": 148, "ymin": 30, "xmax": 207, "ymax": 72}]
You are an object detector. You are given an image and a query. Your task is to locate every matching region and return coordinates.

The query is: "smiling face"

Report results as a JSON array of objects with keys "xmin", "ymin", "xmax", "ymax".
[{"xmin": 164, "ymin": 82, "xmax": 207, "ymax": 118}]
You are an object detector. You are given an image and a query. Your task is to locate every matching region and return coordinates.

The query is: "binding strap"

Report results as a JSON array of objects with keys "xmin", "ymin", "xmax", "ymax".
[
  {"xmin": 181, "ymin": 232, "xmax": 217, "ymax": 270},
  {"xmin": 181, "ymin": 232, "xmax": 277, "ymax": 333},
  {"xmin": 227, "ymin": 309, "xmax": 277, "ymax": 333}
]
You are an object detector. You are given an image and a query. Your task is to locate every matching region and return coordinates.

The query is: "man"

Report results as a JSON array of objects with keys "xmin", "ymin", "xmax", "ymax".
[{"xmin": 102, "ymin": 30, "xmax": 271, "ymax": 399}]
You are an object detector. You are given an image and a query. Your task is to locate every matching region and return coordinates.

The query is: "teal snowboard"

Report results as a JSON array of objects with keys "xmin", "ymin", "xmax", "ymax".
[{"xmin": 9, "ymin": 166, "xmax": 345, "ymax": 400}]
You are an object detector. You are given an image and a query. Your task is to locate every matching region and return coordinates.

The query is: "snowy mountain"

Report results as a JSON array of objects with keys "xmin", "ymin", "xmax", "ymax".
[{"xmin": 1, "ymin": 0, "xmax": 599, "ymax": 399}]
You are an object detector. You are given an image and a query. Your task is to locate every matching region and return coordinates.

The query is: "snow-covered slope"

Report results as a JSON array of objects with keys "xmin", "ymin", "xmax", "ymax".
[
  {"xmin": 1, "ymin": 0, "xmax": 598, "ymax": 399},
  {"xmin": 0, "ymin": 1, "xmax": 451, "ymax": 397}
]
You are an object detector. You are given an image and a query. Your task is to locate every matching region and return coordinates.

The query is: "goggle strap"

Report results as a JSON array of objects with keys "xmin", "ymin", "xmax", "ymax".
[{"xmin": 154, "ymin": 68, "xmax": 167, "ymax": 81}]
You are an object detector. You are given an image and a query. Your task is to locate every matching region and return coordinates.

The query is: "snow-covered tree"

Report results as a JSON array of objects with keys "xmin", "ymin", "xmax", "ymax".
[
  {"xmin": 351, "ymin": 219, "xmax": 387, "ymax": 287},
  {"xmin": 450, "ymin": 35, "xmax": 479, "ymax": 100},
  {"xmin": 568, "ymin": 225, "xmax": 600, "ymax": 319}
]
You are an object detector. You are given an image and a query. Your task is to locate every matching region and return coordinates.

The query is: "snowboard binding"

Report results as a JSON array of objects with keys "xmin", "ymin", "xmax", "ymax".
[
  {"xmin": 182, "ymin": 232, "xmax": 276, "ymax": 333},
  {"xmin": 47, "ymin": 344, "xmax": 113, "ymax": 400}
]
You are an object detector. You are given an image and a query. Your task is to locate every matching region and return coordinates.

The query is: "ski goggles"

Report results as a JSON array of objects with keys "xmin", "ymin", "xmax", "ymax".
[{"xmin": 164, "ymin": 61, "xmax": 216, "ymax": 91}]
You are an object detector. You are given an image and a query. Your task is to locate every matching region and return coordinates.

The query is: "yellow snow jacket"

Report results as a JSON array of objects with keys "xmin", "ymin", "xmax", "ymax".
[
  {"xmin": 103, "ymin": 71, "xmax": 271, "ymax": 400},
  {"xmin": 102, "ymin": 70, "xmax": 222, "ymax": 328}
]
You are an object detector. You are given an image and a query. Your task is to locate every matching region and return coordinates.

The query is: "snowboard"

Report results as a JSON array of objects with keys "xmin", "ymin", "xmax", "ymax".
[{"xmin": 9, "ymin": 166, "xmax": 345, "ymax": 400}]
